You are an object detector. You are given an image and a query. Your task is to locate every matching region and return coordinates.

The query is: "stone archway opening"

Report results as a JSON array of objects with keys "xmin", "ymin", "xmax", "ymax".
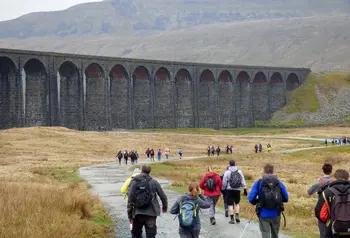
[
  {"xmin": 175, "ymin": 68, "xmax": 194, "ymax": 128},
  {"xmin": 85, "ymin": 63, "xmax": 106, "ymax": 131},
  {"xmin": 253, "ymin": 71, "xmax": 269, "ymax": 120},
  {"xmin": 109, "ymin": 64, "xmax": 129, "ymax": 129},
  {"xmin": 286, "ymin": 73, "xmax": 299, "ymax": 91},
  {"xmin": 58, "ymin": 61, "xmax": 81, "ymax": 129},
  {"xmin": 132, "ymin": 66, "xmax": 151, "ymax": 129},
  {"xmin": 24, "ymin": 58, "xmax": 49, "ymax": 126},
  {"xmin": 270, "ymin": 72, "xmax": 285, "ymax": 113},
  {"xmin": 236, "ymin": 71, "xmax": 252, "ymax": 127},
  {"xmin": 0, "ymin": 57, "xmax": 17, "ymax": 129},
  {"xmin": 199, "ymin": 69, "xmax": 215, "ymax": 128},
  {"xmin": 154, "ymin": 67, "xmax": 172, "ymax": 128},
  {"xmin": 218, "ymin": 70, "xmax": 235, "ymax": 128}
]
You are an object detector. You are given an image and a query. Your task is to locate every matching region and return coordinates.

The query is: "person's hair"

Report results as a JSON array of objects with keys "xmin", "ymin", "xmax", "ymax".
[
  {"xmin": 208, "ymin": 166, "xmax": 213, "ymax": 172},
  {"xmin": 189, "ymin": 182, "xmax": 200, "ymax": 198},
  {"xmin": 322, "ymin": 163, "xmax": 333, "ymax": 175},
  {"xmin": 141, "ymin": 165, "xmax": 152, "ymax": 174},
  {"xmin": 334, "ymin": 169, "xmax": 349, "ymax": 180},
  {"xmin": 264, "ymin": 164, "xmax": 274, "ymax": 174},
  {"xmin": 229, "ymin": 160, "xmax": 235, "ymax": 166}
]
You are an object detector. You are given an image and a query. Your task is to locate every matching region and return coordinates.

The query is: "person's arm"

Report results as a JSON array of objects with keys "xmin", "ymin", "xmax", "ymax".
[
  {"xmin": 307, "ymin": 182, "xmax": 321, "ymax": 196},
  {"xmin": 222, "ymin": 171, "xmax": 228, "ymax": 189},
  {"xmin": 239, "ymin": 170, "xmax": 247, "ymax": 189},
  {"xmin": 217, "ymin": 174, "xmax": 223, "ymax": 190},
  {"xmin": 248, "ymin": 180, "xmax": 259, "ymax": 204},
  {"xmin": 197, "ymin": 196, "xmax": 211, "ymax": 209},
  {"xmin": 155, "ymin": 180, "xmax": 168, "ymax": 211},
  {"xmin": 170, "ymin": 196, "xmax": 182, "ymax": 214},
  {"xmin": 120, "ymin": 177, "xmax": 131, "ymax": 195},
  {"xmin": 199, "ymin": 175, "xmax": 206, "ymax": 190},
  {"xmin": 279, "ymin": 181, "xmax": 289, "ymax": 202}
]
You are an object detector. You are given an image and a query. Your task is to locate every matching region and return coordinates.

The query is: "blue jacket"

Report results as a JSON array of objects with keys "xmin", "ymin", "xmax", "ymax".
[{"xmin": 248, "ymin": 175, "xmax": 289, "ymax": 218}]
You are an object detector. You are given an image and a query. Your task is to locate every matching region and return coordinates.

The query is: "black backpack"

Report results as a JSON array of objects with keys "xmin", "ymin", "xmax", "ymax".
[
  {"xmin": 327, "ymin": 186, "xmax": 350, "ymax": 235},
  {"xmin": 205, "ymin": 176, "xmax": 216, "ymax": 191},
  {"xmin": 229, "ymin": 171, "xmax": 242, "ymax": 189},
  {"xmin": 258, "ymin": 176, "xmax": 283, "ymax": 209},
  {"xmin": 132, "ymin": 176, "xmax": 153, "ymax": 208}
]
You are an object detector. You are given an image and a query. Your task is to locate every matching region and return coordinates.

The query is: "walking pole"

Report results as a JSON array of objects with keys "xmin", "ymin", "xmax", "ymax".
[{"xmin": 239, "ymin": 212, "xmax": 255, "ymax": 238}]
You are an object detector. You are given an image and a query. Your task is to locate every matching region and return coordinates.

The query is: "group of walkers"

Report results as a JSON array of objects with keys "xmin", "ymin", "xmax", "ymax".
[
  {"xmin": 116, "ymin": 150, "xmax": 139, "ymax": 165},
  {"xmin": 146, "ymin": 147, "xmax": 183, "ymax": 161},
  {"xmin": 207, "ymin": 145, "xmax": 234, "ymax": 156},
  {"xmin": 325, "ymin": 137, "xmax": 350, "ymax": 146},
  {"xmin": 254, "ymin": 143, "xmax": 272, "ymax": 153}
]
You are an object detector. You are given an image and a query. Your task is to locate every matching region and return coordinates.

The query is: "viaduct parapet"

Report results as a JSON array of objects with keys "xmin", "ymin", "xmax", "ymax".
[{"xmin": 0, "ymin": 48, "xmax": 311, "ymax": 130}]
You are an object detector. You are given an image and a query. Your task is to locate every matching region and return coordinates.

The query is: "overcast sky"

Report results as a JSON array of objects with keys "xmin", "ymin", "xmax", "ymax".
[{"xmin": 0, "ymin": 0, "xmax": 102, "ymax": 21}]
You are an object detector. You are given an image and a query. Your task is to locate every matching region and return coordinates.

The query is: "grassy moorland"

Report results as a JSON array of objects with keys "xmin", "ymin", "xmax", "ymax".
[{"xmin": 149, "ymin": 146, "xmax": 350, "ymax": 238}]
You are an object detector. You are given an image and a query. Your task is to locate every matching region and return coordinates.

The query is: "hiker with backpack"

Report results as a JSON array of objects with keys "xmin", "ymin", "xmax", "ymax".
[
  {"xmin": 121, "ymin": 168, "xmax": 141, "ymax": 203},
  {"xmin": 248, "ymin": 164, "xmax": 289, "ymax": 238},
  {"xmin": 207, "ymin": 146, "xmax": 211, "ymax": 157},
  {"xmin": 199, "ymin": 166, "xmax": 223, "ymax": 225},
  {"xmin": 210, "ymin": 146, "xmax": 215, "ymax": 156},
  {"xmin": 315, "ymin": 169, "xmax": 350, "ymax": 238},
  {"xmin": 164, "ymin": 148, "xmax": 170, "ymax": 160},
  {"xmin": 150, "ymin": 149, "xmax": 155, "ymax": 162},
  {"xmin": 170, "ymin": 182, "xmax": 210, "ymax": 238},
  {"xmin": 222, "ymin": 160, "xmax": 248, "ymax": 224},
  {"xmin": 127, "ymin": 165, "xmax": 168, "ymax": 238},
  {"xmin": 117, "ymin": 150, "xmax": 123, "ymax": 166},
  {"xmin": 146, "ymin": 148, "xmax": 150, "ymax": 161},
  {"xmin": 259, "ymin": 144, "xmax": 263, "ymax": 153},
  {"xmin": 254, "ymin": 144, "xmax": 259, "ymax": 153},
  {"xmin": 178, "ymin": 148, "xmax": 183, "ymax": 159},
  {"xmin": 308, "ymin": 163, "xmax": 333, "ymax": 238},
  {"xmin": 157, "ymin": 149, "xmax": 162, "ymax": 162}
]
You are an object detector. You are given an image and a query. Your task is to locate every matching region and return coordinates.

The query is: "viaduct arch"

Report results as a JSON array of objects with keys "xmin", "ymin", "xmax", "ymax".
[{"xmin": 0, "ymin": 48, "xmax": 311, "ymax": 130}]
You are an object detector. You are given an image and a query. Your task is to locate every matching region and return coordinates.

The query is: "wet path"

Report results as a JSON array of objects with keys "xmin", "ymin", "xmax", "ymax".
[{"xmin": 80, "ymin": 158, "xmax": 290, "ymax": 238}]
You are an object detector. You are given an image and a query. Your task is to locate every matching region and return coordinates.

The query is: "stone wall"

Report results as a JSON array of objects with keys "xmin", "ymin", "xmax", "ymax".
[{"xmin": 0, "ymin": 48, "xmax": 311, "ymax": 130}]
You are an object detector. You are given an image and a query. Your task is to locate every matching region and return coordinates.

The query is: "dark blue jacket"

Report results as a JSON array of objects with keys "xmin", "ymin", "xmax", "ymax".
[{"xmin": 248, "ymin": 175, "xmax": 289, "ymax": 218}]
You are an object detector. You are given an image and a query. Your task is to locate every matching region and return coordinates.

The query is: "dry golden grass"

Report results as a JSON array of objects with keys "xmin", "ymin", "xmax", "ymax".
[
  {"xmin": 0, "ymin": 126, "xmax": 344, "ymax": 237},
  {"xmin": 150, "ymin": 147, "xmax": 350, "ymax": 238}
]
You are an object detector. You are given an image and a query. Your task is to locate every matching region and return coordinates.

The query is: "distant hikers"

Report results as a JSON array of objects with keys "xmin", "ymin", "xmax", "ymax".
[
  {"xmin": 230, "ymin": 145, "xmax": 233, "ymax": 154},
  {"xmin": 267, "ymin": 143, "xmax": 272, "ymax": 153},
  {"xmin": 121, "ymin": 168, "xmax": 141, "ymax": 203},
  {"xmin": 254, "ymin": 144, "xmax": 258, "ymax": 153},
  {"xmin": 207, "ymin": 146, "xmax": 211, "ymax": 157},
  {"xmin": 315, "ymin": 169, "xmax": 350, "ymax": 238},
  {"xmin": 157, "ymin": 149, "xmax": 162, "ymax": 161},
  {"xmin": 124, "ymin": 150, "xmax": 129, "ymax": 165},
  {"xmin": 178, "ymin": 148, "xmax": 183, "ymax": 160},
  {"xmin": 211, "ymin": 146, "xmax": 215, "ymax": 156},
  {"xmin": 150, "ymin": 149, "xmax": 155, "ymax": 162},
  {"xmin": 127, "ymin": 165, "xmax": 168, "ymax": 238},
  {"xmin": 164, "ymin": 148, "xmax": 170, "ymax": 160},
  {"xmin": 117, "ymin": 150, "xmax": 123, "ymax": 166},
  {"xmin": 222, "ymin": 160, "xmax": 247, "ymax": 224},
  {"xmin": 259, "ymin": 144, "xmax": 263, "ymax": 153},
  {"xmin": 171, "ymin": 182, "xmax": 210, "ymax": 238},
  {"xmin": 216, "ymin": 146, "xmax": 221, "ymax": 156},
  {"xmin": 146, "ymin": 148, "xmax": 150, "ymax": 160},
  {"xmin": 307, "ymin": 163, "xmax": 333, "ymax": 238},
  {"xmin": 199, "ymin": 167, "xmax": 223, "ymax": 225},
  {"xmin": 325, "ymin": 139, "xmax": 328, "ymax": 146},
  {"xmin": 248, "ymin": 164, "xmax": 289, "ymax": 238}
]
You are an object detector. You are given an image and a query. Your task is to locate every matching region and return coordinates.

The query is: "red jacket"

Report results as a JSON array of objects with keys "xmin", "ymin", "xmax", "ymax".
[{"xmin": 199, "ymin": 172, "xmax": 223, "ymax": 197}]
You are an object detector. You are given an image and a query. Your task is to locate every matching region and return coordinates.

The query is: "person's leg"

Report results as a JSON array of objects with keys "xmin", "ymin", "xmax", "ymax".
[
  {"xmin": 227, "ymin": 190, "xmax": 235, "ymax": 224},
  {"xmin": 206, "ymin": 196, "xmax": 215, "ymax": 224},
  {"xmin": 144, "ymin": 216, "xmax": 157, "ymax": 238},
  {"xmin": 212, "ymin": 196, "xmax": 219, "ymax": 222},
  {"xmin": 192, "ymin": 229, "xmax": 200, "ymax": 238},
  {"xmin": 179, "ymin": 228, "xmax": 192, "ymax": 238},
  {"xmin": 258, "ymin": 217, "xmax": 271, "ymax": 238},
  {"xmin": 270, "ymin": 216, "xmax": 281, "ymax": 238},
  {"xmin": 233, "ymin": 190, "xmax": 241, "ymax": 223},
  {"xmin": 318, "ymin": 220, "xmax": 327, "ymax": 238},
  {"xmin": 131, "ymin": 215, "xmax": 144, "ymax": 238}
]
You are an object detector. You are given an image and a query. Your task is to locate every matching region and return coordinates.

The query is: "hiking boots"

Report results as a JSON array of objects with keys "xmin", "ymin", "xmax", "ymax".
[
  {"xmin": 210, "ymin": 217, "xmax": 216, "ymax": 225},
  {"xmin": 229, "ymin": 215, "xmax": 236, "ymax": 224},
  {"xmin": 225, "ymin": 209, "xmax": 229, "ymax": 218},
  {"xmin": 235, "ymin": 213, "xmax": 240, "ymax": 223}
]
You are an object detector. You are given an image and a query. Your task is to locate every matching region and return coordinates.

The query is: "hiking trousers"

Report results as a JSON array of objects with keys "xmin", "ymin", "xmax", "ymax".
[
  {"xmin": 179, "ymin": 228, "xmax": 200, "ymax": 238},
  {"xmin": 258, "ymin": 216, "xmax": 280, "ymax": 238},
  {"xmin": 318, "ymin": 220, "xmax": 327, "ymax": 238},
  {"xmin": 131, "ymin": 215, "xmax": 157, "ymax": 238},
  {"xmin": 206, "ymin": 196, "xmax": 220, "ymax": 218}
]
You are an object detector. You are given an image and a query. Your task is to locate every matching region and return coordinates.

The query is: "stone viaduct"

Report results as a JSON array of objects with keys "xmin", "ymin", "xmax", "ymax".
[{"xmin": 0, "ymin": 48, "xmax": 311, "ymax": 131}]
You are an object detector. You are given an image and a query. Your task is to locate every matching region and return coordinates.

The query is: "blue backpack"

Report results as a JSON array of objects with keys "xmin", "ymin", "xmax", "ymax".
[{"xmin": 178, "ymin": 198, "xmax": 198, "ymax": 229}]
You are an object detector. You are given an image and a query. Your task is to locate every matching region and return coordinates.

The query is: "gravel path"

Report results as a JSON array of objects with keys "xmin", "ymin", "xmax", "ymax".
[{"xmin": 80, "ymin": 158, "xmax": 290, "ymax": 238}]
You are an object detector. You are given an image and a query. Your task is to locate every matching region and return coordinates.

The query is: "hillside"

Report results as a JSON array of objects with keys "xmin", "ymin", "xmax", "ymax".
[
  {"xmin": 272, "ymin": 73, "xmax": 350, "ymax": 125},
  {"xmin": 1, "ymin": 15, "xmax": 349, "ymax": 71},
  {"xmin": 0, "ymin": 0, "xmax": 349, "ymax": 39}
]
